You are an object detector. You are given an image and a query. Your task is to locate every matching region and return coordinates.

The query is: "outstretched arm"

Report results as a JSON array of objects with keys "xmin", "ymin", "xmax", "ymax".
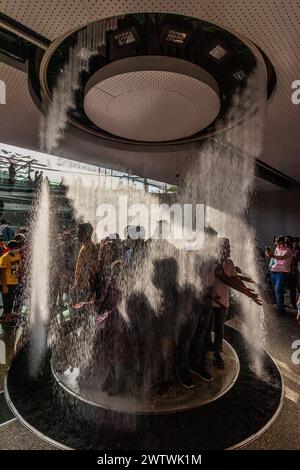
[
  {"xmin": 218, "ymin": 272, "xmax": 262, "ymax": 306},
  {"xmin": 234, "ymin": 266, "xmax": 255, "ymax": 283},
  {"xmin": 265, "ymin": 251, "xmax": 291, "ymax": 260}
]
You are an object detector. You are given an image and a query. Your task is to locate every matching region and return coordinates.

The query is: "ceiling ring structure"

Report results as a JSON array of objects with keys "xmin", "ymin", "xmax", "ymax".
[
  {"xmin": 2, "ymin": 1, "xmax": 298, "ymax": 183},
  {"xmin": 37, "ymin": 13, "xmax": 269, "ymax": 146}
]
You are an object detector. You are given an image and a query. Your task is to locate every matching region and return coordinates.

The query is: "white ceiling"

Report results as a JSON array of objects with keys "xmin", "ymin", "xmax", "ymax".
[
  {"xmin": 84, "ymin": 67, "xmax": 220, "ymax": 142},
  {"xmin": 0, "ymin": 63, "xmax": 40, "ymax": 148},
  {"xmin": 0, "ymin": 0, "xmax": 300, "ymax": 182},
  {"xmin": 0, "ymin": 62, "xmax": 194, "ymax": 185}
]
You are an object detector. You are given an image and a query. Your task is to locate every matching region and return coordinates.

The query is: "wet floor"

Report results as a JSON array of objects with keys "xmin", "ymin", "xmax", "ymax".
[{"xmin": 0, "ymin": 303, "xmax": 299, "ymax": 449}]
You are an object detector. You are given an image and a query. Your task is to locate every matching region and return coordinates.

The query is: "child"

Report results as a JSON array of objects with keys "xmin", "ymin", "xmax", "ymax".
[{"xmin": 0, "ymin": 240, "xmax": 21, "ymax": 324}]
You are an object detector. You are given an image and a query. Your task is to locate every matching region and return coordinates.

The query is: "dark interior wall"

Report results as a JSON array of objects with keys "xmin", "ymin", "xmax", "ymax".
[{"xmin": 252, "ymin": 187, "xmax": 300, "ymax": 245}]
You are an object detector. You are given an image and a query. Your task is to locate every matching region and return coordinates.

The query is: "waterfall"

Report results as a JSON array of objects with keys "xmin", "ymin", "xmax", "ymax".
[{"xmin": 29, "ymin": 180, "xmax": 50, "ymax": 376}]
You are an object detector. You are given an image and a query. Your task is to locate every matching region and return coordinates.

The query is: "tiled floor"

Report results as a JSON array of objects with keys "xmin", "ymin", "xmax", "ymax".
[
  {"xmin": 0, "ymin": 419, "xmax": 55, "ymax": 450},
  {"xmin": 241, "ymin": 305, "xmax": 300, "ymax": 450},
  {"xmin": 0, "ymin": 304, "xmax": 299, "ymax": 450}
]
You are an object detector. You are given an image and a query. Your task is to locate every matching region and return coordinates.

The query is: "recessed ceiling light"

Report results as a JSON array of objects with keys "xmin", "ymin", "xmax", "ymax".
[
  {"xmin": 114, "ymin": 28, "xmax": 137, "ymax": 47},
  {"xmin": 208, "ymin": 44, "xmax": 229, "ymax": 62},
  {"xmin": 233, "ymin": 70, "xmax": 247, "ymax": 81},
  {"xmin": 166, "ymin": 30, "xmax": 189, "ymax": 45},
  {"xmin": 77, "ymin": 47, "xmax": 95, "ymax": 61}
]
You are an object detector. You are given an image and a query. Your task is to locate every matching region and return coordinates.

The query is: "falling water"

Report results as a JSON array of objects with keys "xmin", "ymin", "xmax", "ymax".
[
  {"xmin": 66, "ymin": 67, "xmax": 267, "ymax": 380},
  {"xmin": 40, "ymin": 17, "xmax": 120, "ymax": 154},
  {"xmin": 182, "ymin": 69, "xmax": 267, "ymax": 375},
  {"xmin": 29, "ymin": 181, "xmax": 50, "ymax": 376}
]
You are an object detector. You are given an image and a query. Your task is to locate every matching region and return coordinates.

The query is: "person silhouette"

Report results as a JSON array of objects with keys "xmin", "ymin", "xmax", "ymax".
[
  {"xmin": 151, "ymin": 257, "xmax": 202, "ymax": 390},
  {"xmin": 151, "ymin": 258, "xmax": 179, "ymax": 390},
  {"xmin": 188, "ymin": 254, "xmax": 217, "ymax": 382},
  {"xmin": 126, "ymin": 291, "xmax": 161, "ymax": 395}
]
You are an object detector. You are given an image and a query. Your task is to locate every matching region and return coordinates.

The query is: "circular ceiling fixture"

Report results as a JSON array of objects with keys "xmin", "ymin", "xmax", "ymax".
[
  {"xmin": 83, "ymin": 57, "xmax": 220, "ymax": 142},
  {"xmin": 35, "ymin": 12, "xmax": 276, "ymax": 146}
]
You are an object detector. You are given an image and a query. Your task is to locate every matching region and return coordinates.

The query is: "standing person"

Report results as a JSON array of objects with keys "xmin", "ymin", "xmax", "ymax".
[
  {"xmin": 0, "ymin": 220, "xmax": 8, "ymax": 240},
  {"xmin": 188, "ymin": 260, "xmax": 215, "ymax": 383},
  {"xmin": 72, "ymin": 223, "xmax": 98, "ymax": 304},
  {"xmin": 0, "ymin": 240, "xmax": 5, "ymax": 256},
  {"xmin": 2, "ymin": 221, "xmax": 15, "ymax": 242},
  {"xmin": 14, "ymin": 234, "xmax": 26, "ymax": 278},
  {"xmin": 13, "ymin": 234, "xmax": 27, "ymax": 315},
  {"xmin": 268, "ymin": 236, "xmax": 279, "ymax": 271},
  {"xmin": 34, "ymin": 170, "xmax": 39, "ymax": 184},
  {"xmin": 62, "ymin": 230, "xmax": 79, "ymax": 297},
  {"xmin": 266, "ymin": 236, "xmax": 293, "ymax": 316},
  {"xmin": 208, "ymin": 238, "xmax": 261, "ymax": 368},
  {"xmin": 290, "ymin": 237, "xmax": 300, "ymax": 309},
  {"xmin": 8, "ymin": 162, "xmax": 16, "ymax": 185},
  {"xmin": 0, "ymin": 240, "xmax": 21, "ymax": 323},
  {"xmin": 150, "ymin": 258, "xmax": 180, "ymax": 391},
  {"xmin": 123, "ymin": 225, "xmax": 134, "ymax": 262},
  {"xmin": 264, "ymin": 236, "xmax": 278, "ymax": 305},
  {"xmin": 124, "ymin": 227, "xmax": 146, "ymax": 265},
  {"xmin": 295, "ymin": 237, "xmax": 300, "ymax": 293},
  {"xmin": 188, "ymin": 227, "xmax": 220, "ymax": 382}
]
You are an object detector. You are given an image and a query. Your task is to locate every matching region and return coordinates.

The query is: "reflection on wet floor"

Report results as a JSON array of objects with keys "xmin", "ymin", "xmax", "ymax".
[
  {"xmin": 53, "ymin": 341, "xmax": 239, "ymax": 414},
  {"xmin": 0, "ymin": 324, "xmax": 14, "ymax": 391},
  {"xmin": 0, "ymin": 392, "xmax": 14, "ymax": 425},
  {"xmin": 0, "ymin": 304, "xmax": 299, "ymax": 449}
]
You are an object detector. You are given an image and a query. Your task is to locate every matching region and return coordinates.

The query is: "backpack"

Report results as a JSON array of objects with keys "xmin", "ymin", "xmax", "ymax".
[{"xmin": 2, "ymin": 225, "xmax": 15, "ymax": 242}]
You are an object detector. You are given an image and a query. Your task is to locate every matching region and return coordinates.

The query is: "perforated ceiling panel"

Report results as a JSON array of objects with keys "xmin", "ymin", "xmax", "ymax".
[
  {"xmin": 1, "ymin": 0, "xmax": 300, "ymax": 179},
  {"xmin": 84, "ymin": 70, "xmax": 220, "ymax": 142},
  {"xmin": 0, "ymin": 63, "xmax": 40, "ymax": 149},
  {"xmin": 1, "ymin": 0, "xmax": 92, "ymax": 40}
]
